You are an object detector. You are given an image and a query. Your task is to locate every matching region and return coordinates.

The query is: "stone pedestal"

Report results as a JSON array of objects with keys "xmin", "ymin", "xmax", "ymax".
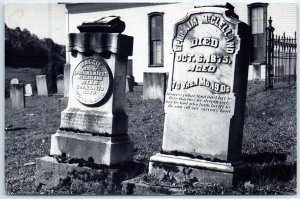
[
  {"xmin": 50, "ymin": 130, "xmax": 133, "ymax": 165},
  {"xmin": 48, "ymin": 17, "xmax": 134, "ymax": 166},
  {"xmin": 149, "ymin": 153, "xmax": 245, "ymax": 186},
  {"xmin": 148, "ymin": 4, "xmax": 251, "ymax": 186},
  {"xmin": 35, "ymin": 156, "xmax": 142, "ymax": 192}
]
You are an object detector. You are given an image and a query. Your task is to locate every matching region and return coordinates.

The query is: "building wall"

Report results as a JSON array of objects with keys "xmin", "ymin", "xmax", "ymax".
[
  {"xmin": 268, "ymin": 3, "xmax": 297, "ymax": 37},
  {"xmin": 66, "ymin": 2, "xmax": 297, "ymax": 83}
]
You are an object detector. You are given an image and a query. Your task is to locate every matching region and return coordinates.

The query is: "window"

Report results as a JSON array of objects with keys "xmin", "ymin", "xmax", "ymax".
[
  {"xmin": 251, "ymin": 7, "xmax": 264, "ymax": 34},
  {"xmin": 149, "ymin": 12, "xmax": 164, "ymax": 67},
  {"xmin": 248, "ymin": 3, "xmax": 268, "ymax": 63}
]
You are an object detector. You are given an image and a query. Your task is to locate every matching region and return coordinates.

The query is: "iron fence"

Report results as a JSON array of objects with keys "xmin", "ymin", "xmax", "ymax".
[{"xmin": 265, "ymin": 17, "xmax": 297, "ymax": 89}]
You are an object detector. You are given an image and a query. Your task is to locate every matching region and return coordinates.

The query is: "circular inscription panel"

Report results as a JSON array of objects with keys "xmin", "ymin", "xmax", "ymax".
[{"xmin": 72, "ymin": 57, "xmax": 111, "ymax": 106}]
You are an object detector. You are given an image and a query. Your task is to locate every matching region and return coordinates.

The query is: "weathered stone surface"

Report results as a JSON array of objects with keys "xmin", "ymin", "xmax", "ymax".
[
  {"xmin": 61, "ymin": 50, "xmax": 130, "ymax": 135},
  {"xmin": 46, "ymin": 18, "xmax": 134, "ymax": 168},
  {"xmin": 161, "ymin": 6, "xmax": 251, "ymax": 162},
  {"xmin": 143, "ymin": 72, "xmax": 167, "ymax": 102},
  {"xmin": 24, "ymin": 84, "xmax": 33, "ymax": 96},
  {"xmin": 68, "ymin": 33, "xmax": 133, "ymax": 56},
  {"xmin": 60, "ymin": 109, "xmax": 128, "ymax": 135},
  {"xmin": 36, "ymin": 75, "xmax": 48, "ymax": 96},
  {"xmin": 122, "ymin": 179, "xmax": 182, "ymax": 195},
  {"xmin": 77, "ymin": 16, "xmax": 126, "ymax": 33},
  {"xmin": 126, "ymin": 59, "xmax": 134, "ymax": 92},
  {"xmin": 127, "ymin": 59, "xmax": 133, "ymax": 76},
  {"xmin": 126, "ymin": 76, "xmax": 134, "ymax": 92},
  {"xmin": 148, "ymin": 5, "xmax": 251, "ymax": 186},
  {"xmin": 56, "ymin": 74, "xmax": 64, "ymax": 94},
  {"xmin": 10, "ymin": 78, "xmax": 20, "ymax": 99},
  {"xmin": 50, "ymin": 130, "xmax": 133, "ymax": 166},
  {"xmin": 252, "ymin": 63, "xmax": 261, "ymax": 81},
  {"xmin": 10, "ymin": 84, "xmax": 25, "ymax": 109},
  {"xmin": 10, "ymin": 78, "xmax": 19, "ymax": 84},
  {"xmin": 35, "ymin": 156, "xmax": 142, "ymax": 192},
  {"xmin": 149, "ymin": 153, "xmax": 245, "ymax": 186},
  {"xmin": 64, "ymin": 64, "xmax": 70, "ymax": 97},
  {"xmin": 73, "ymin": 57, "xmax": 112, "ymax": 105}
]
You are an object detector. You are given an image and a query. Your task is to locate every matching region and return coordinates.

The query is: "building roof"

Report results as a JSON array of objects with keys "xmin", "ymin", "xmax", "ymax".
[{"xmin": 63, "ymin": 3, "xmax": 175, "ymax": 13}]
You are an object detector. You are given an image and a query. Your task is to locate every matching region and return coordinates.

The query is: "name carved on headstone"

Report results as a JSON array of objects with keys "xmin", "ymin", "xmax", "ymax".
[
  {"xmin": 163, "ymin": 9, "xmax": 248, "ymax": 160},
  {"xmin": 166, "ymin": 11, "xmax": 238, "ymax": 116},
  {"xmin": 149, "ymin": 5, "xmax": 251, "ymax": 186},
  {"xmin": 49, "ymin": 16, "xmax": 134, "ymax": 166},
  {"xmin": 72, "ymin": 57, "xmax": 112, "ymax": 105}
]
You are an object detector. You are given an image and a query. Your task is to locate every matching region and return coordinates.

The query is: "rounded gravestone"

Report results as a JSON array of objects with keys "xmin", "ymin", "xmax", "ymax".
[
  {"xmin": 72, "ymin": 57, "xmax": 112, "ymax": 106},
  {"xmin": 11, "ymin": 78, "xmax": 19, "ymax": 84}
]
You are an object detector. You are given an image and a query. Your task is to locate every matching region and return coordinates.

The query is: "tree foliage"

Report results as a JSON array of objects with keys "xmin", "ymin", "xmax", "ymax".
[{"xmin": 5, "ymin": 24, "xmax": 66, "ymax": 75}]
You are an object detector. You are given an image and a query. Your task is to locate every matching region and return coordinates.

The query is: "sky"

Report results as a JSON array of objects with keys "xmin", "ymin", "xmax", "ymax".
[{"xmin": 5, "ymin": 3, "xmax": 66, "ymax": 45}]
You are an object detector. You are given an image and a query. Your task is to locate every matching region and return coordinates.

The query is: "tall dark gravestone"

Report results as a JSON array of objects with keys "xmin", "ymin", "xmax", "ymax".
[{"xmin": 149, "ymin": 4, "xmax": 251, "ymax": 186}]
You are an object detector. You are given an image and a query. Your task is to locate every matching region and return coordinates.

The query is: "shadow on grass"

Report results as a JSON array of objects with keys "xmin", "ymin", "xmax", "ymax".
[
  {"xmin": 241, "ymin": 153, "xmax": 296, "ymax": 183},
  {"xmin": 250, "ymin": 164, "xmax": 296, "ymax": 182},
  {"xmin": 242, "ymin": 152, "xmax": 287, "ymax": 163},
  {"xmin": 5, "ymin": 127, "xmax": 28, "ymax": 131}
]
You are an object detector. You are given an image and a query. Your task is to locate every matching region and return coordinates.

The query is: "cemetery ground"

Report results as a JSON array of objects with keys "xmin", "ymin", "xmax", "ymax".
[{"xmin": 5, "ymin": 79, "xmax": 296, "ymax": 195}]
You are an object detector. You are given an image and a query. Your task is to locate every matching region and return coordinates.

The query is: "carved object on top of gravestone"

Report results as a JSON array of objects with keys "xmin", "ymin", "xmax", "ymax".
[
  {"xmin": 194, "ymin": 3, "xmax": 239, "ymax": 19},
  {"xmin": 77, "ymin": 16, "xmax": 126, "ymax": 33},
  {"xmin": 68, "ymin": 17, "xmax": 132, "ymax": 56}
]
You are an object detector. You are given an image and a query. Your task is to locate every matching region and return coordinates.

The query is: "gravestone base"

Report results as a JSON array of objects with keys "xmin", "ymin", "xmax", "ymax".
[
  {"xmin": 60, "ymin": 109, "xmax": 128, "ymax": 135},
  {"xmin": 50, "ymin": 130, "xmax": 133, "ymax": 166},
  {"xmin": 35, "ymin": 156, "xmax": 142, "ymax": 192},
  {"xmin": 148, "ymin": 153, "xmax": 246, "ymax": 186},
  {"xmin": 122, "ymin": 177, "xmax": 183, "ymax": 195}
]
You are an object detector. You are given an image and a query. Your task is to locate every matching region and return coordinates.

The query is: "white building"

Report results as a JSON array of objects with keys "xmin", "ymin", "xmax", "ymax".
[{"xmin": 64, "ymin": 2, "xmax": 297, "ymax": 83}]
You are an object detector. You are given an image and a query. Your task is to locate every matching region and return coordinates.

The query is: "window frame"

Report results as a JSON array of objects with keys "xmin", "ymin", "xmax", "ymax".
[
  {"xmin": 251, "ymin": 7, "xmax": 264, "ymax": 34},
  {"xmin": 248, "ymin": 3, "xmax": 268, "ymax": 64},
  {"xmin": 148, "ymin": 12, "xmax": 164, "ymax": 67}
]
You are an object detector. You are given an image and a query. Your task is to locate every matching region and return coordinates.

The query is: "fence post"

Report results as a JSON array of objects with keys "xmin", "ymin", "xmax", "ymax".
[
  {"xmin": 294, "ymin": 32, "xmax": 297, "ymax": 81},
  {"xmin": 288, "ymin": 36, "xmax": 291, "ymax": 86},
  {"xmin": 265, "ymin": 17, "xmax": 275, "ymax": 90}
]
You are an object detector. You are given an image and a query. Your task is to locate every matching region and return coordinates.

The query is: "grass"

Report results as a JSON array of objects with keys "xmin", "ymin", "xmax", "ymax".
[{"xmin": 4, "ymin": 72, "xmax": 296, "ymax": 195}]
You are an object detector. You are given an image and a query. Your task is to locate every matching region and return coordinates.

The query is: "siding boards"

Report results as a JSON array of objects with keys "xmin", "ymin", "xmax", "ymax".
[{"xmin": 67, "ymin": 2, "xmax": 296, "ymax": 83}]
